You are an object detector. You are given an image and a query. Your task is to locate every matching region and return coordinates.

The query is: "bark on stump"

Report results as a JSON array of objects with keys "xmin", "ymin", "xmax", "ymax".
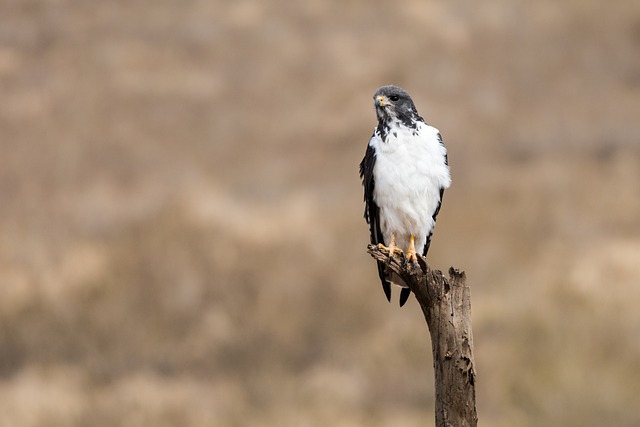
[{"xmin": 367, "ymin": 244, "xmax": 478, "ymax": 427}]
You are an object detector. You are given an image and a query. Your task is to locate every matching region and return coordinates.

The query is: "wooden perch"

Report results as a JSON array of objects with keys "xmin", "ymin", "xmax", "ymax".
[{"xmin": 367, "ymin": 244, "xmax": 478, "ymax": 427}]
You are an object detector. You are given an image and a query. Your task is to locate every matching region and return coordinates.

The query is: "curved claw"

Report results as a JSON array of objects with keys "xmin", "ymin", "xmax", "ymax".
[
  {"xmin": 378, "ymin": 233, "xmax": 403, "ymax": 264},
  {"xmin": 405, "ymin": 234, "xmax": 420, "ymax": 269}
]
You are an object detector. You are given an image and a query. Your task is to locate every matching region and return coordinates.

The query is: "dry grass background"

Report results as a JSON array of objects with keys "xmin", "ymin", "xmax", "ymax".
[{"xmin": 1, "ymin": 0, "xmax": 640, "ymax": 426}]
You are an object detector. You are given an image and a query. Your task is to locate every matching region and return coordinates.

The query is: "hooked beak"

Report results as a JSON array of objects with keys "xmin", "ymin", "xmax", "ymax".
[{"xmin": 375, "ymin": 95, "xmax": 391, "ymax": 107}]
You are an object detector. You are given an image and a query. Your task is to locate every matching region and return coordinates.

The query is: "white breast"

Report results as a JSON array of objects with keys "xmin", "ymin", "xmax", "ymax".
[{"xmin": 370, "ymin": 121, "xmax": 451, "ymax": 254}]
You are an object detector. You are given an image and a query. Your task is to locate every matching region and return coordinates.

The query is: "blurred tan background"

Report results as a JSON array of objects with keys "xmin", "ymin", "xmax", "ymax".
[{"xmin": 1, "ymin": 0, "xmax": 640, "ymax": 426}]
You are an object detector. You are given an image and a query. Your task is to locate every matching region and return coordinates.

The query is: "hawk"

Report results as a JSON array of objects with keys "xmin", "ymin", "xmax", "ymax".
[{"xmin": 360, "ymin": 85, "xmax": 451, "ymax": 306}]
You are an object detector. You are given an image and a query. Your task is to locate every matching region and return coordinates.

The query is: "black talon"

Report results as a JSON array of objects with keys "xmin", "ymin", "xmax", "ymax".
[{"xmin": 400, "ymin": 254, "xmax": 408, "ymax": 267}]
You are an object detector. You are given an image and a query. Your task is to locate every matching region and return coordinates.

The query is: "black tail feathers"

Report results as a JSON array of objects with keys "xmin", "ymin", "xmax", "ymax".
[{"xmin": 399, "ymin": 287, "xmax": 411, "ymax": 307}]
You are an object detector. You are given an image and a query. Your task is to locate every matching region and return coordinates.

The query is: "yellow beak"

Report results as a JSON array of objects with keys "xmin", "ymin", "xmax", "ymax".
[{"xmin": 375, "ymin": 95, "xmax": 390, "ymax": 107}]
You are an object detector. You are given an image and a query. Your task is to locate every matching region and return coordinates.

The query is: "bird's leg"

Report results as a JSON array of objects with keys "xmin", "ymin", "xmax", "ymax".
[
  {"xmin": 406, "ymin": 235, "xmax": 419, "ymax": 266},
  {"xmin": 388, "ymin": 233, "xmax": 400, "ymax": 258},
  {"xmin": 378, "ymin": 232, "xmax": 402, "ymax": 259}
]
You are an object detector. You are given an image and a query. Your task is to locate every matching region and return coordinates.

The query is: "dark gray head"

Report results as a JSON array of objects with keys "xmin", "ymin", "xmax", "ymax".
[{"xmin": 373, "ymin": 85, "xmax": 420, "ymax": 124}]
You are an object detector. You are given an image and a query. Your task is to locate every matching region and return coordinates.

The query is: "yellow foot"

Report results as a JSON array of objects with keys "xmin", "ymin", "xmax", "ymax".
[
  {"xmin": 406, "ymin": 235, "xmax": 419, "ymax": 266},
  {"xmin": 377, "ymin": 233, "xmax": 402, "ymax": 259},
  {"xmin": 405, "ymin": 248, "xmax": 418, "ymax": 264}
]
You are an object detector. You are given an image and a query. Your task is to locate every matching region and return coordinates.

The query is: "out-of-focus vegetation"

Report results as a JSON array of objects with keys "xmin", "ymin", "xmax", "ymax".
[{"xmin": 1, "ymin": 0, "xmax": 639, "ymax": 426}]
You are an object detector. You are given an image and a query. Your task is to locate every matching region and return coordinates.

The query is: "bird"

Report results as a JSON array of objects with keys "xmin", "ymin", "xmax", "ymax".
[{"xmin": 359, "ymin": 85, "xmax": 451, "ymax": 307}]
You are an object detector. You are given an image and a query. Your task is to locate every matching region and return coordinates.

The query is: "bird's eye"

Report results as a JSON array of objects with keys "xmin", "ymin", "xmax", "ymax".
[{"xmin": 389, "ymin": 95, "xmax": 400, "ymax": 102}]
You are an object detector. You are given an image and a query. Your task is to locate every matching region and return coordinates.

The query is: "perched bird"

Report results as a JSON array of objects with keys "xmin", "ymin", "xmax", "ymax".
[{"xmin": 360, "ymin": 85, "xmax": 451, "ymax": 306}]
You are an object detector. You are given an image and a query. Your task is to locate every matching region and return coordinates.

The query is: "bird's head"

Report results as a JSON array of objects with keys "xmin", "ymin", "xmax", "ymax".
[{"xmin": 373, "ymin": 85, "xmax": 418, "ymax": 123}]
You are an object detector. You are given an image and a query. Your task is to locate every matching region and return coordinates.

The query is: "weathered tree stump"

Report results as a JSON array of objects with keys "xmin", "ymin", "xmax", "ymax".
[{"xmin": 367, "ymin": 244, "xmax": 478, "ymax": 427}]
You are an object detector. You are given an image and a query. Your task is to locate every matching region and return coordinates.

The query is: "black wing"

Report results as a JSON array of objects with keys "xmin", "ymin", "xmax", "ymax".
[
  {"xmin": 437, "ymin": 132, "xmax": 448, "ymax": 166},
  {"xmin": 423, "ymin": 132, "xmax": 448, "ymax": 256},
  {"xmin": 423, "ymin": 187, "xmax": 445, "ymax": 256},
  {"xmin": 359, "ymin": 142, "xmax": 392, "ymax": 302}
]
